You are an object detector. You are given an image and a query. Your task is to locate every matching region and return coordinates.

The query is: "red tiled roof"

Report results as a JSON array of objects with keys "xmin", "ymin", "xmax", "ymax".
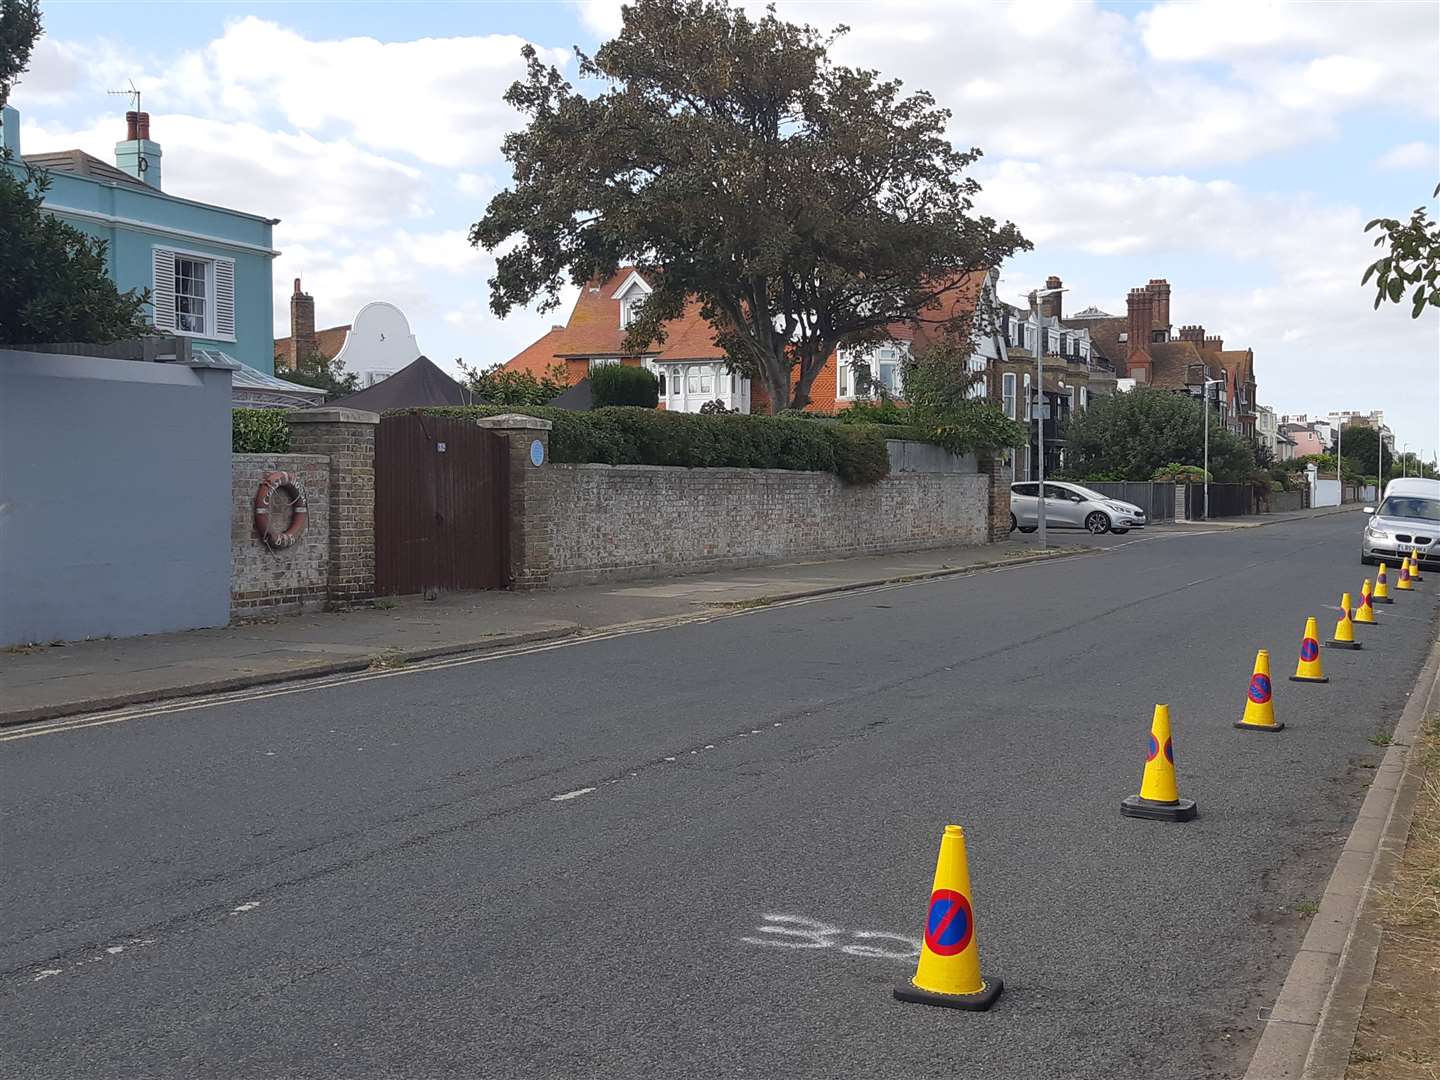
[{"xmin": 275, "ymin": 324, "xmax": 351, "ymax": 366}]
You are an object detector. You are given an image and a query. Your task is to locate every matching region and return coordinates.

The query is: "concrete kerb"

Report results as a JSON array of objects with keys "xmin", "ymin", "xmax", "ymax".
[
  {"xmin": 1172, "ymin": 507, "xmax": 1357, "ymax": 530},
  {"xmin": 1243, "ymin": 628, "xmax": 1440, "ymax": 1080},
  {"xmin": 0, "ymin": 546, "xmax": 1091, "ymax": 730}
]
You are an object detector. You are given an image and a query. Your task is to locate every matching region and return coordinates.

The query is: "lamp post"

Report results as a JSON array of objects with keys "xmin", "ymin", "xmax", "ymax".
[
  {"xmin": 1202, "ymin": 377, "xmax": 1223, "ymax": 520},
  {"xmin": 1027, "ymin": 285, "xmax": 1067, "ymax": 550}
]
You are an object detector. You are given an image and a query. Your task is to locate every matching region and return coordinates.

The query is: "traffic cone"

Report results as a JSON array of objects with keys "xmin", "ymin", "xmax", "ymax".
[
  {"xmin": 1327, "ymin": 593, "xmax": 1362, "ymax": 649},
  {"xmin": 1121, "ymin": 705, "xmax": 1197, "ymax": 821},
  {"xmin": 1374, "ymin": 562, "xmax": 1393, "ymax": 603},
  {"xmin": 1290, "ymin": 618, "xmax": 1328, "ymax": 683},
  {"xmin": 1410, "ymin": 550, "xmax": 1424, "ymax": 582},
  {"xmin": 1235, "ymin": 649, "xmax": 1284, "ymax": 731},
  {"xmin": 1397, "ymin": 559, "xmax": 1414, "ymax": 592},
  {"xmin": 1354, "ymin": 581, "xmax": 1378, "ymax": 626},
  {"xmin": 894, "ymin": 825, "xmax": 1002, "ymax": 1011}
]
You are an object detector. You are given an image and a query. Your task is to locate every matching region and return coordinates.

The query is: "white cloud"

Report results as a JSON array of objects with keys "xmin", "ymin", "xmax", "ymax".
[
  {"xmin": 1376, "ymin": 141, "xmax": 1439, "ymax": 171},
  {"xmin": 135, "ymin": 18, "xmax": 570, "ymax": 169}
]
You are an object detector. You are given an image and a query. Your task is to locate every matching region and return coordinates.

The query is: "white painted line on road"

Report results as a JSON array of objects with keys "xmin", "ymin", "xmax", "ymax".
[{"xmin": 550, "ymin": 786, "xmax": 596, "ymax": 802}]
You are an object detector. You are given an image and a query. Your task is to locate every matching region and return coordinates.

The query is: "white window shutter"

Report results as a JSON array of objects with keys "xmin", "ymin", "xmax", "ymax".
[
  {"xmin": 151, "ymin": 248, "xmax": 176, "ymax": 332},
  {"xmin": 214, "ymin": 258, "xmax": 236, "ymax": 340}
]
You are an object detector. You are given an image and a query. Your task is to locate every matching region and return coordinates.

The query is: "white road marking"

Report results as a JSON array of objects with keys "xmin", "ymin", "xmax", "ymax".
[
  {"xmin": 550, "ymin": 786, "xmax": 596, "ymax": 802},
  {"xmin": 32, "ymin": 969, "xmax": 61, "ymax": 982},
  {"xmin": 231, "ymin": 901, "xmax": 261, "ymax": 913}
]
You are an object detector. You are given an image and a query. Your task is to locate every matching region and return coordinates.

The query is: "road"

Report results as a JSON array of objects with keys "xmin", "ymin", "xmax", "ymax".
[{"xmin": 3, "ymin": 511, "xmax": 1436, "ymax": 1080}]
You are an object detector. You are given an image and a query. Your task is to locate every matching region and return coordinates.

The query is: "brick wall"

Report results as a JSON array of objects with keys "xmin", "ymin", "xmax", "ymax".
[
  {"xmin": 289, "ymin": 409, "xmax": 378, "ymax": 607},
  {"xmin": 546, "ymin": 459, "xmax": 992, "ymax": 587},
  {"xmin": 231, "ymin": 454, "xmax": 330, "ymax": 614}
]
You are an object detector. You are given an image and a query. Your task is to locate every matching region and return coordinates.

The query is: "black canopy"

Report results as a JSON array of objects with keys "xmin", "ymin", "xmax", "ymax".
[
  {"xmin": 547, "ymin": 377, "xmax": 593, "ymax": 411},
  {"xmin": 327, "ymin": 356, "xmax": 477, "ymax": 411}
]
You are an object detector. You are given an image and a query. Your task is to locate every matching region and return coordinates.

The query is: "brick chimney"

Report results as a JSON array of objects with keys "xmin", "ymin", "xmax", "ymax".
[
  {"xmin": 114, "ymin": 110, "xmax": 162, "ymax": 189},
  {"xmin": 1203, "ymin": 334, "xmax": 1224, "ymax": 352},
  {"xmin": 1126, "ymin": 287, "xmax": 1154, "ymax": 383},
  {"xmin": 1040, "ymin": 275, "xmax": 1063, "ymax": 320},
  {"xmin": 1147, "ymin": 278, "xmax": 1171, "ymax": 333},
  {"xmin": 286, "ymin": 278, "xmax": 316, "ymax": 371},
  {"xmin": 1178, "ymin": 324, "xmax": 1205, "ymax": 344}
]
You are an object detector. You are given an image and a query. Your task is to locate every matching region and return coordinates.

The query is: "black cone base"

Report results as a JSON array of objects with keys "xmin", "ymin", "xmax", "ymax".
[
  {"xmin": 1373, "ymin": 596, "xmax": 1393, "ymax": 604},
  {"xmin": 1121, "ymin": 795, "xmax": 1197, "ymax": 822},
  {"xmin": 1234, "ymin": 720, "xmax": 1285, "ymax": 732},
  {"xmin": 1326, "ymin": 639, "xmax": 1363, "ymax": 649},
  {"xmin": 894, "ymin": 978, "xmax": 1003, "ymax": 1012},
  {"xmin": 1289, "ymin": 674, "xmax": 1329, "ymax": 683}
]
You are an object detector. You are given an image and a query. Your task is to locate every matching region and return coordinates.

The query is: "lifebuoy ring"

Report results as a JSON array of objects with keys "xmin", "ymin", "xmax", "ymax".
[{"xmin": 254, "ymin": 470, "xmax": 308, "ymax": 550}]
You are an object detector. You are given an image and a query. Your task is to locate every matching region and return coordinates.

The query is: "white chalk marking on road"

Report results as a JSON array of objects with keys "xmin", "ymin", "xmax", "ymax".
[
  {"xmin": 664, "ymin": 756, "xmax": 676, "ymax": 761},
  {"xmin": 231, "ymin": 901, "xmax": 261, "ymax": 913},
  {"xmin": 105, "ymin": 946, "xmax": 124, "ymax": 955},
  {"xmin": 740, "ymin": 914, "xmax": 921, "ymax": 961},
  {"xmin": 704, "ymin": 744, "xmax": 716, "ymax": 750},
  {"xmin": 550, "ymin": 786, "xmax": 596, "ymax": 802},
  {"xmin": 32, "ymin": 969, "xmax": 61, "ymax": 982}
]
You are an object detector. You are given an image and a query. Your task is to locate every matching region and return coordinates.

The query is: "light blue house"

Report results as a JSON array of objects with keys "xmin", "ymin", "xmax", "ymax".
[{"xmin": 2, "ymin": 103, "xmax": 317, "ymax": 403}]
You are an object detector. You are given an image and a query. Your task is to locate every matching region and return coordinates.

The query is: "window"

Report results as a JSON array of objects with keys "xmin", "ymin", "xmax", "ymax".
[
  {"xmin": 1002, "ymin": 372, "xmax": 1017, "ymax": 418},
  {"xmin": 670, "ymin": 372, "xmax": 681, "ymax": 395},
  {"xmin": 1013, "ymin": 483, "xmax": 1039, "ymax": 497},
  {"xmin": 1079, "ymin": 385, "xmax": 1088, "ymax": 411},
  {"xmin": 1023, "ymin": 373, "xmax": 1031, "ymax": 420},
  {"xmin": 151, "ymin": 247, "xmax": 235, "ymax": 340},
  {"xmin": 589, "ymin": 357, "xmax": 621, "ymax": 371},
  {"xmin": 838, "ymin": 361, "xmax": 850, "ymax": 399}
]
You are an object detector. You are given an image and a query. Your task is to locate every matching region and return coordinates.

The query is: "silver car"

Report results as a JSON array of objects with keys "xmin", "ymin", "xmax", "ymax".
[
  {"xmin": 1361, "ymin": 487, "xmax": 1440, "ymax": 566},
  {"xmin": 1010, "ymin": 481, "xmax": 1148, "ymax": 535}
]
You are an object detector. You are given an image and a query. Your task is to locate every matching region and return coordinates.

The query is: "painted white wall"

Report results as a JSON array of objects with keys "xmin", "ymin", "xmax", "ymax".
[{"xmin": 331, "ymin": 301, "xmax": 421, "ymax": 379}]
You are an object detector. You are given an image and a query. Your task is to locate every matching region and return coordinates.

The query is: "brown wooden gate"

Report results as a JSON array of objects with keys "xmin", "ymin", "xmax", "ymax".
[{"xmin": 374, "ymin": 414, "xmax": 510, "ymax": 595}]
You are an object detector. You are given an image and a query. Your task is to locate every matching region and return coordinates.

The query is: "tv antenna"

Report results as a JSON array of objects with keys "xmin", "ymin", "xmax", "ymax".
[{"xmin": 107, "ymin": 79, "xmax": 141, "ymax": 113}]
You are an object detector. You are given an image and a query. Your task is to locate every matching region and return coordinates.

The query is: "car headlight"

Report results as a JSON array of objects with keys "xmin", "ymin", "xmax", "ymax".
[
  {"xmin": 1366, "ymin": 526, "xmax": 1389, "ymax": 540},
  {"xmin": 1106, "ymin": 502, "xmax": 1132, "ymax": 514}
]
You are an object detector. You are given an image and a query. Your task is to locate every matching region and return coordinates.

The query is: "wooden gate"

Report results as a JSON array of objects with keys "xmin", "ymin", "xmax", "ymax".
[{"xmin": 374, "ymin": 414, "xmax": 510, "ymax": 595}]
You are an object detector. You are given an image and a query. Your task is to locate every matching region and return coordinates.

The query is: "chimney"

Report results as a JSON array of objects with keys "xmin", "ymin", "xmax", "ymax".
[
  {"xmin": 1178, "ymin": 324, "xmax": 1205, "ymax": 344},
  {"xmin": 1204, "ymin": 334, "xmax": 1224, "ymax": 352},
  {"xmin": 1147, "ymin": 278, "xmax": 1171, "ymax": 333},
  {"xmin": 114, "ymin": 109, "xmax": 162, "ymax": 189},
  {"xmin": 1040, "ymin": 275, "xmax": 1064, "ymax": 320},
  {"xmin": 1126, "ymin": 287, "xmax": 1154, "ymax": 383},
  {"xmin": 287, "ymin": 278, "xmax": 316, "ymax": 372}
]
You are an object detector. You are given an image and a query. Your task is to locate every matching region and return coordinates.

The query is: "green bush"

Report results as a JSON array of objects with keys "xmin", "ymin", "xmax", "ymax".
[
  {"xmin": 233, "ymin": 409, "xmax": 290, "ymax": 453},
  {"xmin": 590, "ymin": 364, "xmax": 660, "ymax": 408},
  {"xmin": 1151, "ymin": 463, "xmax": 1210, "ymax": 483},
  {"xmin": 404, "ymin": 405, "xmax": 895, "ymax": 484}
]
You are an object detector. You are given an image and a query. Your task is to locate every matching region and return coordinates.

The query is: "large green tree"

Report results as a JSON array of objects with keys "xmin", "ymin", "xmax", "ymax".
[
  {"xmin": 283, "ymin": 348, "xmax": 360, "ymax": 397},
  {"xmin": 0, "ymin": 164, "xmax": 151, "ymax": 345},
  {"xmin": 1062, "ymin": 387, "xmax": 1256, "ymax": 483},
  {"xmin": 471, "ymin": 0, "xmax": 1028, "ymax": 413},
  {"xmin": 0, "ymin": 0, "xmax": 41, "ymax": 108},
  {"xmin": 1333, "ymin": 423, "xmax": 1392, "ymax": 481}
]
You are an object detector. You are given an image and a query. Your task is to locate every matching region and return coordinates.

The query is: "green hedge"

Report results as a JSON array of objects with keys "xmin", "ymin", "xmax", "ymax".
[
  {"xmin": 403, "ymin": 405, "xmax": 895, "ymax": 484},
  {"xmin": 233, "ymin": 409, "xmax": 290, "ymax": 453},
  {"xmin": 590, "ymin": 364, "xmax": 660, "ymax": 408}
]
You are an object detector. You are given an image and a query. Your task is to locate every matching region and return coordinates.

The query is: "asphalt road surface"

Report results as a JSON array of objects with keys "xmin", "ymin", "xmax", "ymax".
[{"xmin": 4, "ymin": 510, "xmax": 1436, "ymax": 1080}]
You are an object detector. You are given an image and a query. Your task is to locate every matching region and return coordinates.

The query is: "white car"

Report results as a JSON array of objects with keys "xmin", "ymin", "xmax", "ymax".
[
  {"xmin": 1363, "ymin": 478, "xmax": 1440, "ymax": 566},
  {"xmin": 1010, "ymin": 481, "xmax": 1148, "ymax": 535}
]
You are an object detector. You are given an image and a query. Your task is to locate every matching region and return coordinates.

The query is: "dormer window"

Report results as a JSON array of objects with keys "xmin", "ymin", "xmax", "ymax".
[{"xmin": 620, "ymin": 295, "xmax": 642, "ymax": 329}]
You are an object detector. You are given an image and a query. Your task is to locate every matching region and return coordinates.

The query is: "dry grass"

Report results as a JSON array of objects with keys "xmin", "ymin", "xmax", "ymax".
[{"xmin": 1347, "ymin": 712, "xmax": 1440, "ymax": 1080}]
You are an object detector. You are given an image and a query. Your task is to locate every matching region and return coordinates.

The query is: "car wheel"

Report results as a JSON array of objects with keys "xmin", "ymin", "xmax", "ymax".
[
  {"xmin": 1009, "ymin": 512, "xmax": 1018, "ymax": 533},
  {"xmin": 1018, "ymin": 526, "xmax": 1037, "ymax": 534},
  {"xmin": 1111, "ymin": 528, "xmax": 1129, "ymax": 535},
  {"xmin": 1085, "ymin": 512, "xmax": 1112, "ymax": 535}
]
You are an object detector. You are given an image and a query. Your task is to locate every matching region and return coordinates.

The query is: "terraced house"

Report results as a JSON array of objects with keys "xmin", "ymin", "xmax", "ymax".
[
  {"xmin": 1, "ymin": 102, "xmax": 315, "ymax": 407},
  {"xmin": 501, "ymin": 267, "xmax": 1006, "ymax": 414}
]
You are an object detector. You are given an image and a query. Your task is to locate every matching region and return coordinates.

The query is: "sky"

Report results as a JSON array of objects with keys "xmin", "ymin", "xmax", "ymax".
[{"xmin": 10, "ymin": 0, "xmax": 1440, "ymax": 458}]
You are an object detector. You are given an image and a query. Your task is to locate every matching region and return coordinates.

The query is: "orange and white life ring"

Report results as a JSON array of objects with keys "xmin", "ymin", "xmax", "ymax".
[{"xmin": 254, "ymin": 470, "xmax": 308, "ymax": 550}]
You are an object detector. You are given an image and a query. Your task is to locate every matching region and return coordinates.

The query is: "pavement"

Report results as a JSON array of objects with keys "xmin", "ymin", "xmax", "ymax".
[
  {"xmin": 3, "ymin": 510, "xmax": 1436, "ymax": 1080},
  {"xmin": 0, "ymin": 542, "xmax": 1078, "ymax": 726}
]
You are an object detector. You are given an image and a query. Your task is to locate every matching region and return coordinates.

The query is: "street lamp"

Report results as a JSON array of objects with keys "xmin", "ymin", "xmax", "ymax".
[
  {"xmin": 1026, "ymin": 285, "xmax": 1067, "ymax": 551},
  {"xmin": 1201, "ymin": 377, "xmax": 1223, "ymax": 520}
]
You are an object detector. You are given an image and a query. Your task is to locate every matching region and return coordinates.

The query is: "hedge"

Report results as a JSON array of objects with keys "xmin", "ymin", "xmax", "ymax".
[
  {"xmin": 233, "ymin": 409, "xmax": 290, "ymax": 453},
  {"xmin": 590, "ymin": 364, "xmax": 660, "ymax": 408},
  {"xmin": 403, "ymin": 405, "xmax": 894, "ymax": 484}
]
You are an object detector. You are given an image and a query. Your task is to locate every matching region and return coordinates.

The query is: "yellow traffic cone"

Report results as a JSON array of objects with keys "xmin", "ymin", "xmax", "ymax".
[
  {"xmin": 1374, "ymin": 562, "xmax": 1393, "ymax": 603},
  {"xmin": 894, "ymin": 825, "xmax": 1002, "ymax": 1011},
  {"xmin": 1354, "ymin": 581, "xmax": 1378, "ymax": 626},
  {"xmin": 1397, "ymin": 559, "xmax": 1414, "ymax": 592},
  {"xmin": 1409, "ymin": 550, "xmax": 1424, "ymax": 582},
  {"xmin": 1327, "ymin": 593, "xmax": 1363, "ymax": 649},
  {"xmin": 1235, "ymin": 649, "xmax": 1284, "ymax": 731},
  {"xmin": 1121, "ymin": 705, "xmax": 1198, "ymax": 821},
  {"xmin": 1289, "ymin": 618, "xmax": 1328, "ymax": 683}
]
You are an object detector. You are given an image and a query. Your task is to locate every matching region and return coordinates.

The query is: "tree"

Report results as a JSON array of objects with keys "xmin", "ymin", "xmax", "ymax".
[
  {"xmin": 283, "ymin": 348, "xmax": 359, "ymax": 397},
  {"xmin": 1363, "ymin": 184, "xmax": 1440, "ymax": 318},
  {"xmin": 456, "ymin": 359, "xmax": 568, "ymax": 405},
  {"xmin": 1333, "ymin": 423, "xmax": 1391, "ymax": 480},
  {"xmin": 0, "ymin": 163, "xmax": 151, "ymax": 345},
  {"xmin": 590, "ymin": 363, "xmax": 660, "ymax": 407},
  {"xmin": 1, "ymin": 0, "xmax": 42, "ymax": 108},
  {"xmin": 471, "ymin": 0, "xmax": 1028, "ymax": 413},
  {"xmin": 1062, "ymin": 387, "xmax": 1256, "ymax": 483}
]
